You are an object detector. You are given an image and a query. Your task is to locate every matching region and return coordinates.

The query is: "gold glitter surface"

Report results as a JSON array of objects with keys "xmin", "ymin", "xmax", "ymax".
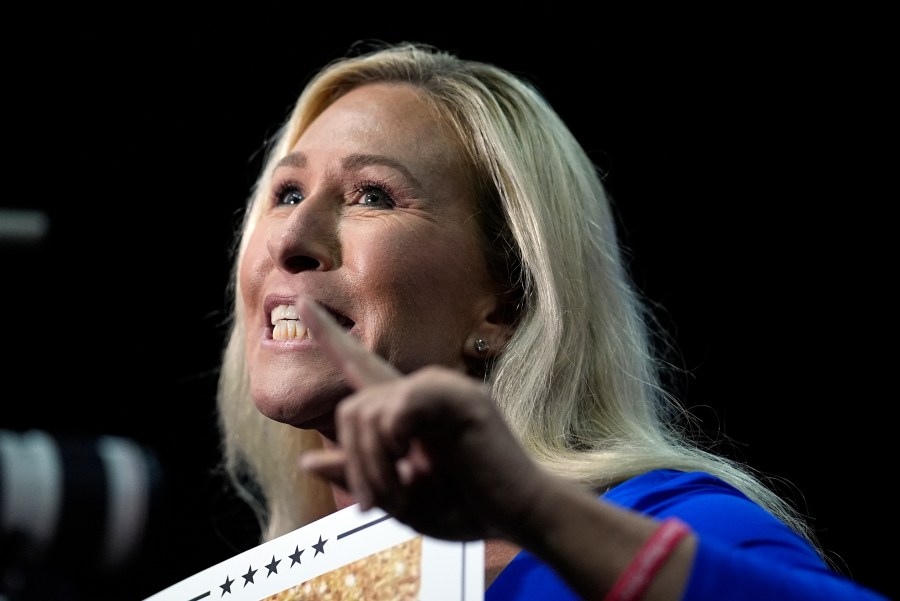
[{"xmin": 264, "ymin": 536, "xmax": 423, "ymax": 600}]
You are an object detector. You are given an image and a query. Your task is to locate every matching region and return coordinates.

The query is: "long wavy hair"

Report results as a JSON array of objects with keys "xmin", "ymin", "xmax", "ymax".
[{"xmin": 216, "ymin": 41, "xmax": 819, "ymax": 556}]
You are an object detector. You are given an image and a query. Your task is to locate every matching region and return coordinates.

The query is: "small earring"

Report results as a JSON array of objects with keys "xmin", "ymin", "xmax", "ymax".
[{"xmin": 474, "ymin": 338, "xmax": 490, "ymax": 353}]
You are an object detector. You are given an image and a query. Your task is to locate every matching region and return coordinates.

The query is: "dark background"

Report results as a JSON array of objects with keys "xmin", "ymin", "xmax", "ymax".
[{"xmin": 1, "ymin": 8, "xmax": 894, "ymax": 600}]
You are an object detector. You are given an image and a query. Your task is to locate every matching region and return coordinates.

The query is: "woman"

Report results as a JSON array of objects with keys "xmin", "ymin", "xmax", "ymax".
[{"xmin": 216, "ymin": 41, "xmax": 886, "ymax": 600}]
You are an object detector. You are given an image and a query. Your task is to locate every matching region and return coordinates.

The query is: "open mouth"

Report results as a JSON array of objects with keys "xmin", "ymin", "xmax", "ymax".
[{"xmin": 270, "ymin": 303, "xmax": 355, "ymax": 340}]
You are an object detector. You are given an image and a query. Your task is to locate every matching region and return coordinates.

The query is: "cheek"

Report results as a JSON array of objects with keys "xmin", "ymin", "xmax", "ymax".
[
  {"xmin": 238, "ymin": 228, "xmax": 270, "ymax": 309},
  {"xmin": 352, "ymin": 224, "xmax": 490, "ymax": 310},
  {"xmin": 413, "ymin": 228, "xmax": 489, "ymax": 292}
]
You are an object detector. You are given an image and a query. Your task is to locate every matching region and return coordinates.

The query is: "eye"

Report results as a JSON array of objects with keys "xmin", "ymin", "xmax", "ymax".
[
  {"xmin": 355, "ymin": 184, "xmax": 396, "ymax": 209},
  {"xmin": 274, "ymin": 183, "xmax": 304, "ymax": 206}
]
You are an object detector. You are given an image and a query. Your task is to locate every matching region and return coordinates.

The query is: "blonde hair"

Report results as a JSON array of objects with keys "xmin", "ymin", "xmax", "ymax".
[{"xmin": 217, "ymin": 41, "xmax": 819, "ymax": 554}]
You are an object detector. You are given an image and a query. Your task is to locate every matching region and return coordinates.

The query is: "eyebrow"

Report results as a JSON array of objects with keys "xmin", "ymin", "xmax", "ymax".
[
  {"xmin": 274, "ymin": 152, "xmax": 307, "ymax": 170},
  {"xmin": 274, "ymin": 151, "xmax": 424, "ymax": 190}
]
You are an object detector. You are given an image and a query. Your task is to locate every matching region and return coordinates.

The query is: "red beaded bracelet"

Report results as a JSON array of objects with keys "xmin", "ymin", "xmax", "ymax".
[{"xmin": 603, "ymin": 517, "xmax": 692, "ymax": 601}]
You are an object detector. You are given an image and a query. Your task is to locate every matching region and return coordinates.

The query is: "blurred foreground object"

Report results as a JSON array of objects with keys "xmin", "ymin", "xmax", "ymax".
[
  {"xmin": 0, "ymin": 210, "xmax": 49, "ymax": 247},
  {"xmin": 0, "ymin": 429, "xmax": 167, "ymax": 600}
]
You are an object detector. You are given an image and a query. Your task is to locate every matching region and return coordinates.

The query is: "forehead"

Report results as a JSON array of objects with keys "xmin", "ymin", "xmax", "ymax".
[{"xmin": 293, "ymin": 83, "xmax": 458, "ymax": 164}]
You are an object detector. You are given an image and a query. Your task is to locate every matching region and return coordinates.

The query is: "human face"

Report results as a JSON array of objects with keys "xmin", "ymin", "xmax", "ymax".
[{"xmin": 240, "ymin": 83, "xmax": 502, "ymax": 438}]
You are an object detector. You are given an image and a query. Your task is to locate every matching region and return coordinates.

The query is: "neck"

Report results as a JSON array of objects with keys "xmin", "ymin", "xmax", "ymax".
[{"xmin": 485, "ymin": 539, "xmax": 521, "ymax": 587}]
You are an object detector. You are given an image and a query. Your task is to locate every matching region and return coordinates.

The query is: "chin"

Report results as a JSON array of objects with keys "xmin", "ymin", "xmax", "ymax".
[{"xmin": 250, "ymin": 380, "xmax": 343, "ymax": 434}]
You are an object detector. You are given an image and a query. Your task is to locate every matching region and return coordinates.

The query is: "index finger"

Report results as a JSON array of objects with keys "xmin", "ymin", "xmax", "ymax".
[{"xmin": 297, "ymin": 294, "xmax": 400, "ymax": 389}]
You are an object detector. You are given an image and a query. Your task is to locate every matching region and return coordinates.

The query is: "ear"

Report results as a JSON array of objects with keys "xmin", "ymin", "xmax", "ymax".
[{"xmin": 463, "ymin": 297, "xmax": 517, "ymax": 360}]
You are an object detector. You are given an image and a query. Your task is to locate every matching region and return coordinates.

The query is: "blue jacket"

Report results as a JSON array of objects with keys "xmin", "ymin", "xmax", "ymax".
[{"xmin": 487, "ymin": 469, "xmax": 888, "ymax": 600}]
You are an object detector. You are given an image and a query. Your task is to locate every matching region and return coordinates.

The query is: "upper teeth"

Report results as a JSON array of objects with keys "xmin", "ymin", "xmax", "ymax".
[
  {"xmin": 271, "ymin": 304, "xmax": 309, "ymax": 340},
  {"xmin": 271, "ymin": 305, "xmax": 299, "ymax": 323}
]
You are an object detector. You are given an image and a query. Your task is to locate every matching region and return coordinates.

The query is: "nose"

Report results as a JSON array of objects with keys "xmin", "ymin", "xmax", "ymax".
[{"xmin": 266, "ymin": 197, "xmax": 339, "ymax": 272}]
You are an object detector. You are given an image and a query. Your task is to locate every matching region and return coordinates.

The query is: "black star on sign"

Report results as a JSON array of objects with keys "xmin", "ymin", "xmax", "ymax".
[
  {"xmin": 266, "ymin": 555, "xmax": 281, "ymax": 576},
  {"xmin": 312, "ymin": 534, "xmax": 328, "ymax": 557},
  {"xmin": 289, "ymin": 545, "xmax": 304, "ymax": 566},
  {"xmin": 242, "ymin": 565, "xmax": 257, "ymax": 587},
  {"xmin": 220, "ymin": 575, "xmax": 234, "ymax": 596}
]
